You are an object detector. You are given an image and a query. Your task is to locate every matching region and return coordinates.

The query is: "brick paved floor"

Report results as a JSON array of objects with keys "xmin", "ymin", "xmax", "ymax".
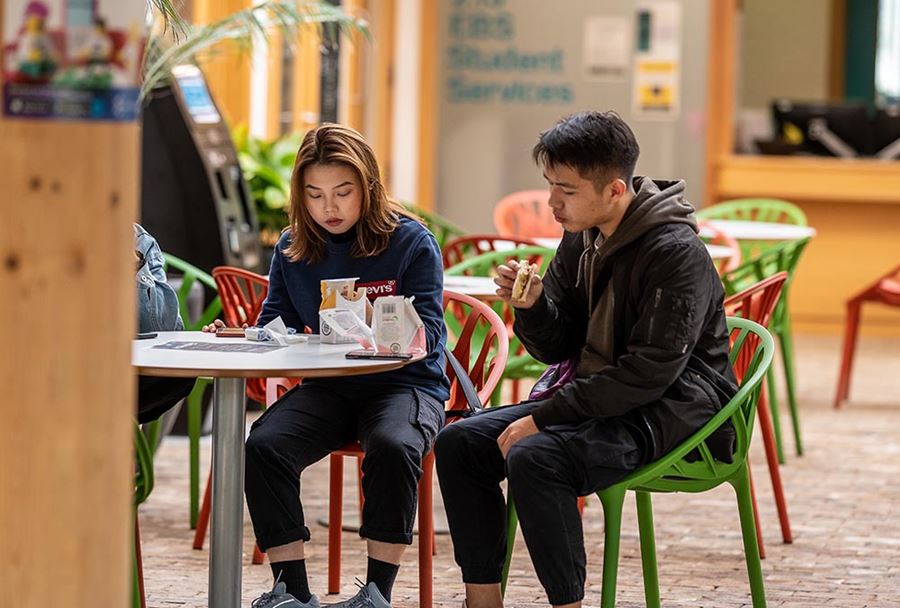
[{"xmin": 140, "ymin": 334, "xmax": 900, "ymax": 607}]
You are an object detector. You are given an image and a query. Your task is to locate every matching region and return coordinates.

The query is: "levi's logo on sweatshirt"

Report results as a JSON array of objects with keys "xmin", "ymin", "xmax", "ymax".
[{"xmin": 357, "ymin": 279, "xmax": 398, "ymax": 299}]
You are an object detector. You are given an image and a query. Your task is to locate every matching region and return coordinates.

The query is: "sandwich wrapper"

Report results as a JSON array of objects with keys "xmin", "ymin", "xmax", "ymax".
[{"xmin": 318, "ymin": 295, "xmax": 426, "ymax": 355}]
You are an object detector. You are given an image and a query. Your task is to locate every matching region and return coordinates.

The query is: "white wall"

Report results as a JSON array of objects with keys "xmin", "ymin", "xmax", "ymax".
[
  {"xmin": 432, "ymin": 0, "xmax": 712, "ymax": 232},
  {"xmin": 739, "ymin": 0, "xmax": 832, "ymax": 110}
]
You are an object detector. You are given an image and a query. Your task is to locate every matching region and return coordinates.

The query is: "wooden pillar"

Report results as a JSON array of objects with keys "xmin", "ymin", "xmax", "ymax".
[
  {"xmin": 416, "ymin": 0, "xmax": 438, "ymax": 211},
  {"xmin": 372, "ymin": 0, "xmax": 396, "ymax": 189},
  {"xmin": 266, "ymin": 29, "xmax": 285, "ymax": 138},
  {"xmin": 194, "ymin": 0, "xmax": 253, "ymax": 126},
  {"xmin": 342, "ymin": 0, "xmax": 367, "ymax": 131},
  {"xmin": 291, "ymin": 25, "xmax": 322, "ymax": 134},
  {"xmin": 703, "ymin": 0, "xmax": 738, "ymax": 207},
  {"xmin": 0, "ymin": 6, "xmax": 138, "ymax": 608}
]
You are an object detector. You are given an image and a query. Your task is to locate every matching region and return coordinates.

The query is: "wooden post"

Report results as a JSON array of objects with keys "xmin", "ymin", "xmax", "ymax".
[
  {"xmin": 372, "ymin": 0, "xmax": 396, "ymax": 189},
  {"xmin": 342, "ymin": 0, "xmax": 367, "ymax": 131},
  {"xmin": 291, "ymin": 24, "xmax": 322, "ymax": 134},
  {"xmin": 416, "ymin": 0, "xmax": 438, "ymax": 211},
  {"xmin": 703, "ymin": 0, "xmax": 738, "ymax": 207},
  {"xmin": 193, "ymin": 0, "xmax": 254, "ymax": 126},
  {"xmin": 0, "ymin": 3, "xmax": 138, "ymax": 606}
]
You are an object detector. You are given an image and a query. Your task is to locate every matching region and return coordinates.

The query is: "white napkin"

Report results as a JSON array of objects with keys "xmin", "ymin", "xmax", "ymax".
[{"xmin": 257, "ymin": 316, "xmax": 308, "ymax": 345}]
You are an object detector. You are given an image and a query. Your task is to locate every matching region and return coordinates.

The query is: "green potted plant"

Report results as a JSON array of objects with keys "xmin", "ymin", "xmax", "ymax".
[{"xmin": 231, "ymin": 123, "xmax": 303, "ymax": 250}]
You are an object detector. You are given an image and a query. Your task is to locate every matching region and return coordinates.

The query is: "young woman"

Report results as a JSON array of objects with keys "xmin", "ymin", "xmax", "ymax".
[{"xmin": 204, "ymin": 124, "xmax": 449, "ymax": 608}]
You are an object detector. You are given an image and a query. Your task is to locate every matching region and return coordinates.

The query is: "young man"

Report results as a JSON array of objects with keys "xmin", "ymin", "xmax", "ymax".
[{"xmin": 434, "ymin": 111, "xmax": 738, "ymax": 608}]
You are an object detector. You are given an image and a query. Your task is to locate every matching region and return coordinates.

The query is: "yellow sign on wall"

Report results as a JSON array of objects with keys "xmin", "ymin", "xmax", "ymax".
[{"xmin": 632, "ymin": 1, "xmax": 681, "ymax": 120}]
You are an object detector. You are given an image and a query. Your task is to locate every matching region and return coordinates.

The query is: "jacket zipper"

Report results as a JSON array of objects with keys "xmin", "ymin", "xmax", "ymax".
[{"xmin": 647, "ymin": 287, "xmax": 662, "ymax": 342}]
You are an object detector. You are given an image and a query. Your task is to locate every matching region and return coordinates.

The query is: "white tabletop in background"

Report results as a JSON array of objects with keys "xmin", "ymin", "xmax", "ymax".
[
  {"xmin": 701, "ymin": 220, "xmax": 817, "ymax": 241},
  {"xmin": 132, "ymin": 331, "xmax": 416, "ymax": 378},
  {"xmin": 443, "ymin": 275, "xmax": 500, "ymax": 299}
]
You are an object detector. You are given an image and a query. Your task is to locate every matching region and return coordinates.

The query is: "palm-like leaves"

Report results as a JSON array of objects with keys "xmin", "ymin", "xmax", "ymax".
[{"xmin": 142, "ymin": 0, "xmax": 368, "ymax": 99}]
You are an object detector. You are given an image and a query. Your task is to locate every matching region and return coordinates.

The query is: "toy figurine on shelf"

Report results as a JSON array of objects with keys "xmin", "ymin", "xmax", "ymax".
[
  {"xmin": 14, "ymin": 1, "xmax": 58, "ymax": 84},
  {"xmin": 77, "ymin": 17, "xmax": 114, "ymax": 88}
]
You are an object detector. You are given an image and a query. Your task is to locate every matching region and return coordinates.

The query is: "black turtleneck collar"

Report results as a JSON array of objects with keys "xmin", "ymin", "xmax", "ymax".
[{"xmin": 325, "ymin": 223, "xmax": 358, "ymax": 245}]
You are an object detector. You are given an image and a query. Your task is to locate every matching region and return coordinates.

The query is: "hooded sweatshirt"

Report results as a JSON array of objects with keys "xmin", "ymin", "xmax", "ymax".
[{"xmin": 575, "ymin": 178, "xmax": 697, "ymax": 377}]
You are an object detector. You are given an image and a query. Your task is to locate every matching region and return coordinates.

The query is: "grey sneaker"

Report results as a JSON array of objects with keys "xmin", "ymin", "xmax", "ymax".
[
  {"xmin": 326, "ymin": 581, "xmax": 391, "ymax": 608},
  {"xmin": 251, "ymin": 581, "xmax": 320, "ymax": 608}
]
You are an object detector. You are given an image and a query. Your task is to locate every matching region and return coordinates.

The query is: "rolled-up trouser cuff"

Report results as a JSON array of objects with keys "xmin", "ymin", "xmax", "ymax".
[
  {"xmin": 359, "ymin": 524, "xmax": 413, "ymax": 545},
  {"xmin": 460, "ymin": 566, "xmax": 503, "ymax": 585},
  {"xmin": 544, "ymin": 583, "xmax": 585, "ymax": 606},
  {"xmin": 256, "ymin": 525, "xmax": 311, "ymax": 552}
]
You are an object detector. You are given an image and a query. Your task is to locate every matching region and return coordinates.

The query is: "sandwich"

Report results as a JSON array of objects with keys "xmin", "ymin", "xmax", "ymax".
[{"xmin": 511, "ymin": 261, "xmax": 538, "ymax": 303}]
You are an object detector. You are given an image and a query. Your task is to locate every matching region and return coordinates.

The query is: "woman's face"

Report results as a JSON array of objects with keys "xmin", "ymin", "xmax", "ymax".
[{"xmin": 302, "ymin": 163, "xmax": 363, "ymax": 235}]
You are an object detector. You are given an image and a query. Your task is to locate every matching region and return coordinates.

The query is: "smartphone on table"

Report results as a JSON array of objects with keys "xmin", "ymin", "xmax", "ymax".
[{"xmin": 345, "ymin": 349, "xmax": 413, "ymax": 361}]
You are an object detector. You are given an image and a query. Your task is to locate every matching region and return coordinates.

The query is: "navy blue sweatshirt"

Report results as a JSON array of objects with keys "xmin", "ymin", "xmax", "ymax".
[{"xmin": 258, "ymin": 216, "xmax": 450, "ymax": 402}]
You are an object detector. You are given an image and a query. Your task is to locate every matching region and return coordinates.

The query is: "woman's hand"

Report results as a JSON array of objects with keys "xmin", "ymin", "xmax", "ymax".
[
  {"xmin": 201, "ymin": 319, "xmax": 226, "ymax": 333},
  {"xmin": 494, "ymin": 259, "xmax": 542, "ymax": 309},
  {"xmin": 201, "ymin": 319, "xmax": 250, "ymax": 333}
]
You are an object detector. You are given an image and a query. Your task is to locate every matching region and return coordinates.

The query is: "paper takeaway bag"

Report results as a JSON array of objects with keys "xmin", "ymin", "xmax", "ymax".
[
  {"xmin": 372, "ymin": 295, "xmax": 426, "ymax": 355},
  {"xmin": 319, "ymin": 277, "xmax": 372, "ymax": 344}
]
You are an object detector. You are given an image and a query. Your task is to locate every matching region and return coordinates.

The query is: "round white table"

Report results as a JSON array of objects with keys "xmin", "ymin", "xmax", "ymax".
[
  {"xmin": 524, "ymin": 237, "xmax": 736, "ymax": 260},
  {"xmin": 133, "ymin": 331, "xmax": 420, "ymax": 608},
  {"xmin": 443, "ymin": 275, "xmax": 501, "ymax": 301},
  {"xmin": 700, "ymin": 219, "xmax": 817, "ymax": 241}
]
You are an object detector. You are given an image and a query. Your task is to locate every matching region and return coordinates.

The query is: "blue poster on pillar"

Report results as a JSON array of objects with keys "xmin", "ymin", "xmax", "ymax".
[{"xmin": 2, "ymin": 0, "xmax": 144, "ymax": 121}]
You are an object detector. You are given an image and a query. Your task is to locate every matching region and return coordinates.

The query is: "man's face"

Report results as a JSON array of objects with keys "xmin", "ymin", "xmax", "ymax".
[{"xmin": 543, "ymin": 164, "xmax": 615, "ymax": 233}]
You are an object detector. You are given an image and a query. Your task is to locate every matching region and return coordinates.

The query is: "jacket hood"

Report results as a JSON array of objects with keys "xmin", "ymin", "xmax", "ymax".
[{"xmin": 578, "ymin": 177, "xmax": 697, "ymax": 294}]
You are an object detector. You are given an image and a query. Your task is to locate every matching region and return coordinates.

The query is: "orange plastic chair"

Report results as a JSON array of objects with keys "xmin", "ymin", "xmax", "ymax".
[
  {"xmin": 327, "ymin": 291, "xmax": 509, "ymax": 608},
  {"xmin": 441, "ymin": 234, "xmax": 539, "ymax": 269},
  {"xmin": 493, "ymin": 190, "xmax": 562, "ymax": 238},
  {"xmin": 699, "ymin": 220, "xmax": 742, "ymax": 276},
  {"xmin": 724, "ymin": 272, "xmax": 792, "ymax": 558},
  {"xmin": 834, "ymin": 263, "xmax": 900, "ymax": 408}
]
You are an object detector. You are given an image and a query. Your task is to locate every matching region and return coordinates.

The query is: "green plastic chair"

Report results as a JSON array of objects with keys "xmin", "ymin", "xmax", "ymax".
[
  {"xmin": 402, "ymin": 203, "xmax": 467, "ymax": 250},
  {"xmin": 149, "ymin": 253, "xmax": 222, "ymax": 529},
  {"xmin": 133, "ymin": 421, "xmax": 155, "ymax": 608},
  {"xmin": 721, "ymin": 238, "xmax": 811, "ymax": 463},
  {"xmin": 444, "ymin": 245, "xmax": 555, "ymax": 404},
  {"xmin": 696, "ymin": 198, "xmax": 807, "ymax": 260},
  {"xmin": 501, "ymin": 317, "xmax": 775, "ymax": 608}
]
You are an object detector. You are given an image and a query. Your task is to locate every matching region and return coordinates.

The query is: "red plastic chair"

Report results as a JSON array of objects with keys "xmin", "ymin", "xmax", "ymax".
[
  {"xmin": 327, "ymin": 291, "xmax": 509, "ymax": 608},
  {"xmin": 834, "ymin": 263, "xmax": 900, "ymax": 408},
  {"xmin": 493, "ymin": 190, "xmax": 562, "ymax": 238},
  {"xmin": 699, "ymin": 219, "xmax": 742, "ymax": 276},
  {"xmin": 441, "ymin": 234, "xmax": 539, "ymax": 269},
  {"xmin": 724, "ymin": 271, "xmax": 791, "ymax": 558},
  {"xmin": 212, "ymin": 266, "xmax": 270, "ymax": 405}
]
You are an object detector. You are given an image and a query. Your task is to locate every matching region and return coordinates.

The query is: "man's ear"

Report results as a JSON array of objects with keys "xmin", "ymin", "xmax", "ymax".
[{"xmin": 608, "ymin": 178, "xmax": 628, "ymax": 199}]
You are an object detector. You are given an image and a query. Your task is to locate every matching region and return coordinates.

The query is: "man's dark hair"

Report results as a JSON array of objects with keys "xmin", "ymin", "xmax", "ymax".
[{"xmin": 532, "ymin": 111, "xmax": 640, "ymax": 191}]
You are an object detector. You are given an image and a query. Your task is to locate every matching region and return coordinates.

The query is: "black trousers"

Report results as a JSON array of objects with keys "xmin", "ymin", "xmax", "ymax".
[
  {"xmin": 245, "ymin": 381, "xmax": 445, "ymax": 550},
  {"xmin": 136, "ymin": 375, "xmax": 195, "ymax": 424},
  {"xmin": 434, "ymin": 402, "xmax": 647, "ymax": 606}
]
